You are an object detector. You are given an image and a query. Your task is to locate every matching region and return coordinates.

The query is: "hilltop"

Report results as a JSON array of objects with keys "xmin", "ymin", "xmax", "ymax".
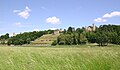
[{"xmin": 0, "ymin": 24, "xmax": 120, "ymax": 46}]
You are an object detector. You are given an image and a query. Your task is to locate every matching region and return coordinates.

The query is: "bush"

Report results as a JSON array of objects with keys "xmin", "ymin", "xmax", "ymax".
[
  {"xmin": 51, "ymin": 40, "xmax": 57, "ymax": 46},
  {"xmin": 58, "ymin": 41, "xmax": 65, "ymax": 45}
]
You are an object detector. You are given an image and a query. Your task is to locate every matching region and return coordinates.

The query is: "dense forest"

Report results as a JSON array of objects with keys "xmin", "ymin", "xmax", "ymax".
[{"xmin": 0, "ymin": 24, "xmax": 120, "ymax": 46}]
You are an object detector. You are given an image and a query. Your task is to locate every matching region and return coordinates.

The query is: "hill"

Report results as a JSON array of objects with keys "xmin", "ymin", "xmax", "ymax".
[{"xmin": 31, "ymin": 34, "xmax": 60, "ymax": 45}]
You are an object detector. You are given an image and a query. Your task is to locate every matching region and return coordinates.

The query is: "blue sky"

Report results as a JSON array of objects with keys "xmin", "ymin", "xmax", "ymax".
[{"xmin": 0, "ymin": 0, "xmax": 120, "ymax": 36}]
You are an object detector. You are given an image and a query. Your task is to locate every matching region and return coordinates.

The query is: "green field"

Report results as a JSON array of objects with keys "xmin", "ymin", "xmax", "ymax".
[{"xmin": 0, "ymin": 46, "xmax": 120, "ymax": 70}]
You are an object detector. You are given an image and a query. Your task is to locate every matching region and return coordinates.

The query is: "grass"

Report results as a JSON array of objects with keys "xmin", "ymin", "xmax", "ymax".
[
  {"xmin": 32, "ymin": 34, "xmax": 59, "ymax": 44},
  {"xmin": 0, "ymin": 45, "xmax": 120, "ymax": 70}
]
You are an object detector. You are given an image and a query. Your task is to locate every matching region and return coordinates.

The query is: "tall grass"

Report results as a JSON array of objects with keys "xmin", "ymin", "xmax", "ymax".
[{"xmin": 0, "ymin": 46, "xmax": 120, "ymax": 70}]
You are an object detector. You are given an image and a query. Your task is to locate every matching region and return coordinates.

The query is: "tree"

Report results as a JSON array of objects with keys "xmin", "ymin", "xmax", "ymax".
[
  {"xmin": 51, "ymin": 40, "xmax": 57, "ymax": 46},
  {"xmin": 96, "ymin": 31, "xmax": 109, "ymax": 46},
  {"xmin": 67, "ymin": 27, "xmax": 73, "ymax": 34},
  {"xmin": 57, "ymin": 34, "xmax": 66, "ymax": 45},
  {"xmin": 76, "ymin": 28, "xmax": 83, "ymax": 34},
  {"xmin": 6, "ymin": 30, "xmax": 48, "ymax": 45},
  {"xmin": 86, "ymin": 32, "xmax": 96, "ymax": 43},
  {"xmin": 5, "ymin": 33, "xmax": 9, "ymax": 39},
  {"xmin": 65, "ymin": 34, "xmax": 73, "ymax": 45},
  {"xmin": 26, "ymin": 38, "xmax": 31, "ymax": 44},
  {"xmin": 74, "ymin": 33, "xmax": 80, "ymax": 44},
  {"xmin": 79, "ymin": 33, "xmax": 88, "ymax": 44},
  {"xmin": 7, "ymin": 38, "xmax": 12, "ymax": 45},
  {"xmin": 0, "ymin": 33, "xmax": 9, "ymax": 40},
  {"xmin": 63, "ymin": 29, "xmax": 67, "ymax": 34}
]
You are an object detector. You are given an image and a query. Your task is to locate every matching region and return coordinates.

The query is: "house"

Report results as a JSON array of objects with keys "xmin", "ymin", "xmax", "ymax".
[{"xmin": 53, "ymin": 29, "xmax": 62, "ymax": 35}]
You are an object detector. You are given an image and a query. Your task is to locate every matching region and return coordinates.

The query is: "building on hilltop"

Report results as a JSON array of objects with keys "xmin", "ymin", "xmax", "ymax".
[
  {"xmin": 85, "ymin": 24, "xmax": 96, "ymax": 32},
  {"xmin": 53, "ymin": 29, "xmax": 62, "ymax": 35},
  {"xmin": 13, "ymin": 32, "xmax": 17, "ymax": 36}
]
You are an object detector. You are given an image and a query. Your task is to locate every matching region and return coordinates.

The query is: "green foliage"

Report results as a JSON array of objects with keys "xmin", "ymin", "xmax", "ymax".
[
  {"xmin": 0, "ymin": 33, "xmax": 9, "ymax": 40},
  {"xmin": 1, "ymin": 24, "xmax": 120, "ymax": 46},
  {"xmin": 56, "ymin": 27, "xmax": 87, "ymax": 45},
  {"xmin": 0, "ymin": 33, "xmax": 9, "ymax": 44},
  {"xmin": 95, "ymin": 24, "xmax": 120, "ymax": 45},
  {"xmin": 57, "ymin": 33, "xmax": 87, "ymax": 45},
  {"xmin": 79, "ymin": 33, "xmax": 88, "ymax": 44},
  {"xmin": 76, "ymin": 28, "xmax": 83, "ymax": 34},
  {"xmin": 67, "ymin": 27, "xmax": 75, "ymax": 34},
  {"xmin": 96, "ymin": 31, "xmax": 109, "ymax": 46},
  {"xmin": 51, "ymin": 40, "xmax": 57, "ymax": 46},
  {"xmin": 63, "ymin": 29, "xmax": 67, "ymax": 34},
  {"xmin": 86, "ymin": 32, "xmax": 96, "ymax": 43},
  {"xmin": 61, "ymin": 24, "xmax": 120, "ymax": 46},
  {"xmin": 7, "ymin": 30, "xmax": 50, "ymax": 45},
  {"xmin": 57, "ymin": 34, "xmax": 66, "ymax": 45},
  {"xmin": 7, "ymin": 38, "xmax": 12, "ymax": 45}
]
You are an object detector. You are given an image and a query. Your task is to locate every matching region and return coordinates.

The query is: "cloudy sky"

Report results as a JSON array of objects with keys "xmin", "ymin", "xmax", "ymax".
[{"xmin": 0, "ymin": 0, "xmax": 120, "ymax": 35}]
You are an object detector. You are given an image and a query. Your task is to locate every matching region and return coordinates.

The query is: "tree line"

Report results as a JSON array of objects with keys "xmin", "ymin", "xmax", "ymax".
[
  {"xmin": 52, "ymin": 24, "xmax": 120, "ymax": 46},
  {"xmin": 0, "ymin": 24, "xmax": 120, "ymax": 46},
  {"xmin": 0, "ymin": 30, "xmax": 53, "ymax": 45}
]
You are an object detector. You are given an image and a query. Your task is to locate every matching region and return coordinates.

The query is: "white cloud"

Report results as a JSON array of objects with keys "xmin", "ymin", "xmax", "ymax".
[
  {"xmin": 18, "ymin": 11, "xmax": 29, "ymax": 19},
  {"xmin": 103, "ymin": 11, "xmax": 120, "ymax": 18},
  {"xmin": 94, "ymin": 11, "xmax": 120, "ymax": 22},
  {"xmin": 94, "ymin": 18, "xmax": 107, "ymax": 22},
  {"xmin": 46, "ymin": 17, "xmax": 60, "ymax": 24},
  {"xmin": 13, "ymin": 6, "xmax": 31, "ymax": 19}
]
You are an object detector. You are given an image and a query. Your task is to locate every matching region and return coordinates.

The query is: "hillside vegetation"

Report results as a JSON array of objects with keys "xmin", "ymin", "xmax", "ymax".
[
  {"xmin": 0, "ymin": 46, "xmax": 120, "ymax": 70},
  {"xmin": 32, "ymin": 34, "xmax": 59, "ymax": 45},
  {"xmin": 0, "ymin": 30, "xmax": 53, "ymax": 45},
  {"xmin": 55, "ymin": 25, "xmax": 120, "ymax": 46},
  {"xmin": 0, "ymin": 24, "xmax": 120, "ymax": 46}
]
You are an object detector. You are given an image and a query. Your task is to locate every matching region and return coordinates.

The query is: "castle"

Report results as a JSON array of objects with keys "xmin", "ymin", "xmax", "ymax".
[{"xmin": 85, "ymin": 24, "xmax": 96, "ymax": 32}]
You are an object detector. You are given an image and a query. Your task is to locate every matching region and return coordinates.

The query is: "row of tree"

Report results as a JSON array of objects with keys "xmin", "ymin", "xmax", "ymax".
[
  {"xmin": 0, "ymin": 33, "xmax": 9, "ymax": 44},
  {"xmin": 52, "ymin": 27, "xmax": 87, "ymax": 45},
  {"xmin": 0, "ymin": 33, "xmax": 9, "ymax": 40},
  {"xmin": 95, "ymin": 25, "xmax": 120, "ymax": 45},
  {"xmin": 52, "ymin": 24, "xmax": 120, "ymax": 46},
  {"xmin": 0, "ymin": 24, "xmax": 120, "ymax": 46},
  {"xmin": 0, "ymin": 30, "xmax": 53, "ymax": 45}
]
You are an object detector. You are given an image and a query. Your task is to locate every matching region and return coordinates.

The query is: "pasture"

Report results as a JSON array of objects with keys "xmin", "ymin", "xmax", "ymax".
[{"xmin": 0, "ymin": 45, "xmax": 120, "ymax": 70}]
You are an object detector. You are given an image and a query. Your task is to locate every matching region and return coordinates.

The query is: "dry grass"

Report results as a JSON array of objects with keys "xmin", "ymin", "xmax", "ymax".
[{"xmin": 32, "ymin": 34, "xmax": 59, "ymax": 44}]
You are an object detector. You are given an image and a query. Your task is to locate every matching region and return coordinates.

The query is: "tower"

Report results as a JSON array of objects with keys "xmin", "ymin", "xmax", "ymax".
[
  {"xmin": 92, "ymin": 23, "xmax": 96, "ymax": 31},
  {"xmin": 13, "ymin": 32, "xmax": 16, "ymax": 36}
]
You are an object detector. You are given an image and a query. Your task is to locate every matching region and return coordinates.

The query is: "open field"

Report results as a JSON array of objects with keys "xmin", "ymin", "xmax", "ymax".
[{"xmin": 0, "ymin": 45, "xmax": 120, "ymax": 70}]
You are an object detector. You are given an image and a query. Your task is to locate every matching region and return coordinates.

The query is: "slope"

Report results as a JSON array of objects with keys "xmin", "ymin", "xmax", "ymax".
[{"xmin": 31, "ymin": 34, "xmax": 60, "ymax": 45}]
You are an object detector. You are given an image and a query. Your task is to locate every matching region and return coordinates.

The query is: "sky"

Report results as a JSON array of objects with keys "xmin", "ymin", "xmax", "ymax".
[{"xmin": 0, "ymin": 0, "xmax": 120, "ymax": 36}]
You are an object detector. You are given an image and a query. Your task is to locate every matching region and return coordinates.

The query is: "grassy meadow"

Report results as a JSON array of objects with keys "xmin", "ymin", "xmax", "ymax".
[{"xmin": 0, "ymin": 45, "xmax": 120, "ymax": 70}]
